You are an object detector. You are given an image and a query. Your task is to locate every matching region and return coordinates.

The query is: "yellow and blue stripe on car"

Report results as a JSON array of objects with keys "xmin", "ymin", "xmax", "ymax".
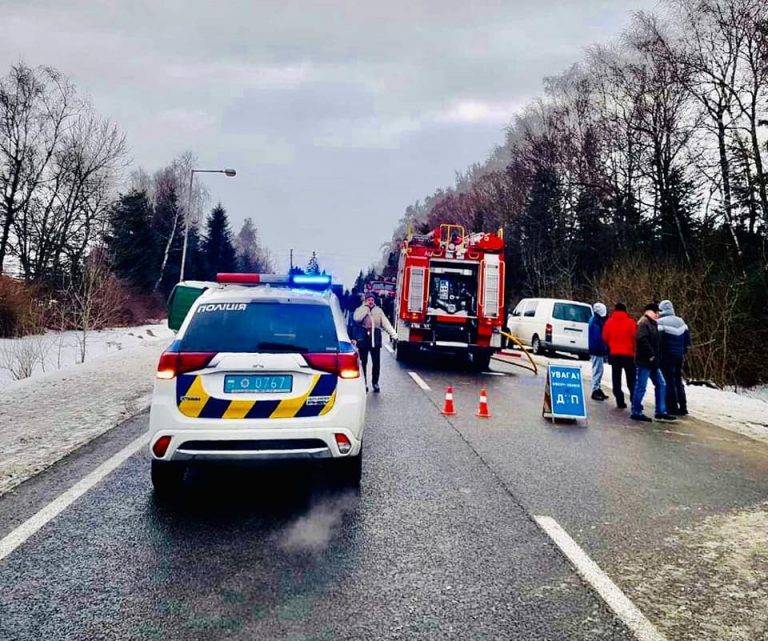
[{"xmin": 176, "ymin": 373, "xmax": 338, "ymax": 419}]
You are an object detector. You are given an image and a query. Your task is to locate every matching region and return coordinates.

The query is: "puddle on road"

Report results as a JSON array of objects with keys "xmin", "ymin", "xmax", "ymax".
[{"xmin": 614, "ymin": 503, "xmax": 768, "ymax": 640}]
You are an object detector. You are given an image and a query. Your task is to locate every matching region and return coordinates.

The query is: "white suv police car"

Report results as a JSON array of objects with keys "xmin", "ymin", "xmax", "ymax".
[{"xmin": 149, "ymin": 273, "xmax": 366, "ymax": 494}]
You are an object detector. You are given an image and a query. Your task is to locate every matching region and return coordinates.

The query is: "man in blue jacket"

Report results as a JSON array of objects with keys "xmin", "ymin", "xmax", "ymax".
[
  {"xmin": 588, "ymin": 302, "xmax": 609, "ymax": 401},
  {"xmin": 658, "ymin": 299, "xmax": 692, "ymax": 416}
]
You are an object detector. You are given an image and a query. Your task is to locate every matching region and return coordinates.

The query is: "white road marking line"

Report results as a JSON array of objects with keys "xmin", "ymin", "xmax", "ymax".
[
  {"xmin": 534, "ymin": 515, "xmax": 667, "ymax": 641},
  {"xmin": 482, "ymin": 371, "xmax": 504, "ymax": 376},
  {"xmin": 0, "ymin": 432, "xmax": 150, "ymax": 562},
  {"xmin": 408, "ymin": 371, "xmax": 431, "ymax": 391},
  {"xmin": 383, "ymin": 343, "xmax": 394, "ymax": 354}
]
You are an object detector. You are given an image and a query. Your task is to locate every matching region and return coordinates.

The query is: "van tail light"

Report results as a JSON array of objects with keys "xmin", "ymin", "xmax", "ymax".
[
  {"xmin": 545, "ymin": 323, "xmax": 553, "ymax": 343},
  {"xmin": 156, "ymin": 351, "xmax": 216, "ymax": 379},
  {"xmin": 304, "ymin": 351, "xmax": 361, "ymax": 379}
]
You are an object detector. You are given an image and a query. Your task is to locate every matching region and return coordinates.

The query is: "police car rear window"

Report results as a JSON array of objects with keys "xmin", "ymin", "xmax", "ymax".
[{"xmin": 180, "ymin": 301, "xmax": 338, "ymax": 353}]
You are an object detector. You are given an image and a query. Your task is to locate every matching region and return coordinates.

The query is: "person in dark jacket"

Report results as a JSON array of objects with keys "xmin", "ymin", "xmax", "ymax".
[
  {"xmin": 631, "ymin": 303, "xmax": 676, "ymax": 422},
  {"xmin": 657, "ymin": 299, "xmax": 692, "ymax": 416},
  {"xmin": 602, "ymin": 303, "xmax": 637, "ymax": 409},
  {"xmin": 588, "ymin": 302, "xmax": 609, "ymax": 401}
]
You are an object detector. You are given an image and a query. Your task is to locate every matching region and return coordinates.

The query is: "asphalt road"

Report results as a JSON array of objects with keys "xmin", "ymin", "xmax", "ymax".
[
  {"xmin": 405, "ymin": 350, "xmax": 768, "ymax": 640},
  {"xmin": 0, "ymin": 353, "xmax": 634, "ymax": 641},
  {"xmin": 1, "ymin": 349, "xmax": 766, "ymax": 640}
]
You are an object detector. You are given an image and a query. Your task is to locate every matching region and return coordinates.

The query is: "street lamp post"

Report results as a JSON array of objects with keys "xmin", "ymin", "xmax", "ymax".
[{"xmin": 180, "ymin": 168, "xmax": 236, "ymax": 282}]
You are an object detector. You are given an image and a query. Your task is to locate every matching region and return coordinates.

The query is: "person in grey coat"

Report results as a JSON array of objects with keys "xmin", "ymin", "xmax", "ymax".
[
  {"xmin": 657, "ymin": 299, "xmax": 692, "ymax": 416},
  {"xmin": 353, "ymin": 293, "xmax": 397, "ymax": 393}
]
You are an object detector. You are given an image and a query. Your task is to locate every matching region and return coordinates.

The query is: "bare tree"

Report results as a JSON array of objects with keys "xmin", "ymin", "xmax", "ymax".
[
  {"xmin": 0, "ymin": 64, "xmax": 77, "ymax": 273},
  {"xmin": 13, "ymin": 110, "xmax": 127, "ymax": 282},
  {"xmin": 653, "ymin": 0, "xmax": 748, "ymax": 270},
  {"xmin": 62, "ymin": 250, "xmax": 125, "ymax": 363},
  {"xmin": 151, "ymin": 152, "xmax": 209, "ymax": 290}
]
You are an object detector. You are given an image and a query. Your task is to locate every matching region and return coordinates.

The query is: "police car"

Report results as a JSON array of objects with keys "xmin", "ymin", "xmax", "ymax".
[{"xmin": 149, "ymin": 273, "xmax": 366, "ymax": 494}]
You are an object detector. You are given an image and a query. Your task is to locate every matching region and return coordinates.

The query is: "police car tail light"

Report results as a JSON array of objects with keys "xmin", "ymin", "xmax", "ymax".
[
  {"xmin": 156, "ymin": 351, "xmax": 216, "ymax": 379},
  {"xmin": 304, "ymin": 353, "xmax": 360, "ymax": 379},
  {"xmin": 338, "ymin": 353, "xmax": 361, "ymax": 379},
  {"xmin": 152, "ymin": 435, "xmax": 172, "ymax": 458},
  {"xmin": 334, "ymin": 433, "xmax": 352, "ymax": 455}
]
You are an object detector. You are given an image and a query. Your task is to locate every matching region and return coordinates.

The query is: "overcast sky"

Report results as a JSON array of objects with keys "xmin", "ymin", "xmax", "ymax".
[{"xmin": 0, "ymin": 0, "xmax": 657, "ymax": 286}]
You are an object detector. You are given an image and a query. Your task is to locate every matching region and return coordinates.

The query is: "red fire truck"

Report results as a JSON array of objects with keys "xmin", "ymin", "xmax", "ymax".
[
  {"xmin": 364, "ymin": 278, "xmax": 396, "ymax": 300},
  {"xmin": 393, "ymin": 223, "xmax": 505, "ymax": 370}
]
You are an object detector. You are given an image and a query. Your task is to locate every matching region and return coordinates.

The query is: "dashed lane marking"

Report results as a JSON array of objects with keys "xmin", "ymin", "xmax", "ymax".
[
  {"xmin": 0, "ymin": 432, "xmax": 150, "ymax": 562},
  {"xmin": 534, "ymin": 515, "xmax": 667, "ymax": 641},
  {"xmin": 383, "ymin": 343, "xmax": 394, "ymax": 354},
  {"xmin": 482, "ymin": 371, "xmax": 505, "ymax": 376},
  {"xmin": 408, "ymin": 371, "xmax": 431, "ymax": 391}
]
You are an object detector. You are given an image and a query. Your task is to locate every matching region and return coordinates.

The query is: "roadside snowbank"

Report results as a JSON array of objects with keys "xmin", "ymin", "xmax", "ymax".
[
  {"xmin": 0, "ymin": 324, "xmax": 171, "ymax": 385},
  {"xmin": 0, "ymin": 325, "xmax": 173, "ymax": 496},
  {"xmin": 525, "ymin": 352, "xmax": 768, "ymax": 444}
]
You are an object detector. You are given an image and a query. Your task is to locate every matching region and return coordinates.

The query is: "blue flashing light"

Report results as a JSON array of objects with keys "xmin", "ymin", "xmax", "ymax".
[{"xmin": 291, "ymin": 274, "xmax": 332, "ymax": 287}]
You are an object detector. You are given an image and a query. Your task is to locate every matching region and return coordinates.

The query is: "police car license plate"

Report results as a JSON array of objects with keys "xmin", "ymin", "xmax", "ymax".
[{"xmin": 224, "ymin": 375, "xmax": 293, "ymax": 394}]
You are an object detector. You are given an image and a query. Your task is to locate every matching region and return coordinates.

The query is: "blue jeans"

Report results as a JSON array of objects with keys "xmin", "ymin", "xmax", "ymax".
[
  {"xmin": 590, "ymin": 356, "xmax": 604, "ymax": 392},
  {"xmin": 631, "ymin": 366, "xmax": 667, "ymax": 417}
]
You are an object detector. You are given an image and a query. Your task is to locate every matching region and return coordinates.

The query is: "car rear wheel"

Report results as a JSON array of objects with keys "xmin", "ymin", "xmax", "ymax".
[
  {"xmin": 151, "ymin": 460, "xmax": 186, "ymax": 496},
  {"xmin": 333, "ymin": 450, "xmax": 362, "ymax": 489},
  {"xmin": 532, "ymin": 335, "xmax": 543, "ymax": 355}
]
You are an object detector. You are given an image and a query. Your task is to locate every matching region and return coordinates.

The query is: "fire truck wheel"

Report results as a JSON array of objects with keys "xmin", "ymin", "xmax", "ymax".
[
  {"xmin": 470, "ymin": 352, "xmax": 492, "ymax": 372},
  {"xmin": 394, "ymin": 342, "xmax": 411, "ymax": 363}
]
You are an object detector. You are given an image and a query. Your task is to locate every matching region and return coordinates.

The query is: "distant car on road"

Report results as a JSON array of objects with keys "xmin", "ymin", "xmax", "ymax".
[
  {"xmin": 506, "ymin": 297, "xmax": 592, "ymax": 359},
  {"xmin": 149, "ymin": 273, "xmax": 366, "ymax": 495}
]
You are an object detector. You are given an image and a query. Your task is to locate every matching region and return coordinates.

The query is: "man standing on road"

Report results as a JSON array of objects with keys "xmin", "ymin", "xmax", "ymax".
[
  {"xmin": 658, "ymin": 299, "xmax": 692, "ymax": 416},
  {"xmin": 353, "ymin": 293, "xmax": 397, "ymax": 393},
  {"xmin": 588, "ymin": 302, "xmax": 609, "ymax": 401},
  {"xmin": 602, "ymin": 302, "xmax": 636, "ymax": 409},
  {"xmin": 631, "ymin": 303, "xmax": 677, "ymax": 423}
]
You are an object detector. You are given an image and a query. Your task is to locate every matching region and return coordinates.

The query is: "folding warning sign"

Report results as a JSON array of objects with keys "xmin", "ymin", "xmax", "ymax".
[{"xmin": 542, "ymin": 363, "xmax": 587, "ymax": 421}]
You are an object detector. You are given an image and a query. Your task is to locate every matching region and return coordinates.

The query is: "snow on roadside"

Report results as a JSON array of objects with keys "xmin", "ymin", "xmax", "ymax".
[
  {"xmin": 0, "ymin": 325, "xmax": 173, "ymax": 496},
  {"xmin": 0, "ymin": 323, "xmax": 173, "ymax": 385},
  {"xmin": 524, "ymin": 352, "xmax": 768, "ymax": 445}
]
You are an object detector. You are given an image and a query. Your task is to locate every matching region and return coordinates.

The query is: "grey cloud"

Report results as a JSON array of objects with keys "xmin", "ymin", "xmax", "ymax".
[
  {"xmin": 222, "ymin": 81, "xmax": 377, "ymax": 136},
  {"xmin": 0, "ymin": 0, "xmax": 659, "ymax": 285}
]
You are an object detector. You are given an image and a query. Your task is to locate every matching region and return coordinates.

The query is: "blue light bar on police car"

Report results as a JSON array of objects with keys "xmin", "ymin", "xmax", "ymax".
[
  {"xmin": 215, "ymin": 273, "xmax": 332, "ymax": 289},
  {"xmin": 291, "ymin": 274, "xmax": 331, "ymax": 286}
]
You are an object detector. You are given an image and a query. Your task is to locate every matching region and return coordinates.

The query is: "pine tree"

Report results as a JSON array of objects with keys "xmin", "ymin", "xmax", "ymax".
[
  {"xmin": 202, "ymin": 203, "xmax": 237, "ymax": 278},
  {"xmin": 306, "ymin": 251, "xmax": 320, "ymax": 274},
  {"xmin": 185, "ymin": 225, "xmax": 208, "ymax": 280},
  {"xmin": 573, "ymin": 188, "xmax": 611, "ymax": 286},
  {"xmin": 235, "ymin": 217, "xmax": 272, "ymax": 273},
  {"xmin": 106, "ymin": 190, "xmax": 159, "ymax": 293}
]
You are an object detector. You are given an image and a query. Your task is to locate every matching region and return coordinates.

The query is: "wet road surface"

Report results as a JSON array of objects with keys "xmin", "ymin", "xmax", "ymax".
[
  {"xmin": 0, "ymin": 354, "xmax": 633, "ymax": 641},
  {"xmin": 406, "ymin": 350, "xmax": 768, "ymax": 640}
]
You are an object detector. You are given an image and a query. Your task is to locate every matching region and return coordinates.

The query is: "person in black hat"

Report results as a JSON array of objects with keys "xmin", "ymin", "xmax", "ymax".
[
  {"xmin": 353, "ymin": 292, "xmax": 397, "ymax": 392},
  {"xmin": 631, "ymin": 303, "xmax": 676, "ymax": 422}
]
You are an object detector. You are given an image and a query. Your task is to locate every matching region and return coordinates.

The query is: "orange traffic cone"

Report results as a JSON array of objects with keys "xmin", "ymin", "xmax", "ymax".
[
  {"xmin": 441, "ymin": 386, "xmax": 456, "ymax": 416},
  {"xmin": 476, "ymin": 388, "xmax": 491, "ymax": 418}
]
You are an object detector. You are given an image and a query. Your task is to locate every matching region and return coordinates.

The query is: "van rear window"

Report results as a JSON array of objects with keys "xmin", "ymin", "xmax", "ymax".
[
  {"xmin": 553, "ymin": 303, "xmax": 592, "ymax": 324},
  {"xmin": 180, "ymin": 302, "xmax": 338, "ymax": 353}
]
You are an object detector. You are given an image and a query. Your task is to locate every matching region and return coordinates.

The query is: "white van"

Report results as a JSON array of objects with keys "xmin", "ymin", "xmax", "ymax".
[{"xmin": 506, "ymin": 298, "xmax": 593, "ymax": 359}]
